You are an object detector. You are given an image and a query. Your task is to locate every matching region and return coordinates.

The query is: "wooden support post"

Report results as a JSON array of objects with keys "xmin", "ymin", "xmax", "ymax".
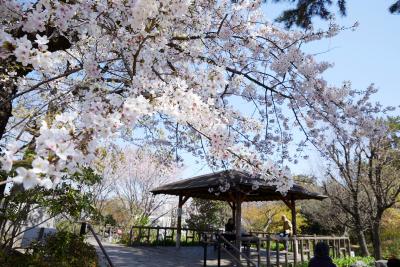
[
  {"xmin": 291, "ymin": 196, "xmax": 298, "ymax": 266},
  {"xmin": 290, "ymin": 196, "xmax": 297, "ymax": 236},
  {"xmin": 176, "ymin": 195, "xmax": 189, "ymax": 248},
  {"xmin": 232, "ymin": 202, "xmax": 236, "ymax": 221},
  {"xmin": 234, "ymin": 191, "xmax": 242, "ymax": 251},
  {"xmin": 177, "ymin": 195, "xmax": 183, "ymax": 248},
  {"xmin": 227, "ymin": 199, "xmax": 236, "ymax": 221}
]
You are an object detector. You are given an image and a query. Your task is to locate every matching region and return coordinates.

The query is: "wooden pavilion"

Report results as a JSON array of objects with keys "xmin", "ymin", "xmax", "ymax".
[{"xmin": 151, "ymin": 169, "xmax": 327, "ymax": 249}]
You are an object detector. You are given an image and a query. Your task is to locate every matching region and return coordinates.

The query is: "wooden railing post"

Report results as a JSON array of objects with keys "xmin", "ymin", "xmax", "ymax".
[
  {"xmin": 293, "ymin": 235, "xmax": 298, "ymax": 266},
  {"xmin": 300, "ymin": 238, "xmax": 304, "ymax": 263},
  {"xmin": 257, "ymin": 238, "xmax": 261, "ymax": 266},
  {"xmin": 138, "ymin": 227, "xmax": 142, "ymax": 244},
  {"xmin": 202, "ymin": 233, "xmax": 208, "ymax": 267},
  {"xmin": 276, "ymin": 240, "xmax": 280, "ymax": 267},
  {"xmin": 129, "ymin": 226, "xmax": 133, "ymax": 246},
  {"xmin": 156, "ymin": 227, "xmax": 160, "ymax": 246},
  {"xmin": 266, "ymin": 235, "xmax": 271, "ymax": 267},
  {"xmin": 217, "ymin": 236, "xmax": 221, "ymax": 267},
  {"xmin": 347, "ymin": 237, "xmax": 352, "ymax": 257}
]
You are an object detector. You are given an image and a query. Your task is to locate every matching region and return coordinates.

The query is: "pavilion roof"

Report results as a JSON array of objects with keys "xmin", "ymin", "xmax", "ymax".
[{"xmin": 151, "ymin": 169, "xmax": 327, "ymax": 202}]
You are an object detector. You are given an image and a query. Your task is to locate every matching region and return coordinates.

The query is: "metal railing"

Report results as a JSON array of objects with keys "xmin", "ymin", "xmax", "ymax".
[{"xmin": 83, "ymin": 223, "xmax": 115, "ymax": 267}]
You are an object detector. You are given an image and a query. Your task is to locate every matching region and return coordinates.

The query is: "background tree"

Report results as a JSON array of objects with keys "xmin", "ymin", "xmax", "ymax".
[
  {"xmin": 185, "ymin": 198, "xmax": 230, "ymax": 230},
  {"xmin": 294, "ymin": 175, "xmax": 348, "ymax": 235},
  {"xmin": 319, "ymin": 111, "xmax": 400, "ymax": 258},
  {"xmin": 361, "ymin": 117, "xmax": 400, "ymax": 259},
  {"xmin": 100, "ymin": 198, "xmax": 129, "ymax": 227},
  {"xmin": 242, "ymin": 202, "xmax": 306, "ymax": 233},
  {"xmin": 300, "ymin": 197, "xmax": 347, "ymax": 235},
  {"xmin": 104, "ymin": 147, "xmax": 177, "ymax": 226}
]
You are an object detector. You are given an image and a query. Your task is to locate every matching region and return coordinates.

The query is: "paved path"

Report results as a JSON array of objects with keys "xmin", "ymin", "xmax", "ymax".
[
  {"xmin": 89, "ymin": 238, "xmax": 233, "ymax": 267},
  {"xmin": 89, "ymin": 238, "xmax": 297, "ymax": 267}
]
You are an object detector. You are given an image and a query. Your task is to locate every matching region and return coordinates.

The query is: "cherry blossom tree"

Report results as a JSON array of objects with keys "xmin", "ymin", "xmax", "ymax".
[
  {"xmin": 103, "ymin": 146, "xmax": 177, "ymax": 226},
  {"xmin": 0, "ymin": 0, "xmax": 360, "ymax": 193},
  {"xmin": 314, "ymin": 89, "xmax": 399, "ymax": 258}
]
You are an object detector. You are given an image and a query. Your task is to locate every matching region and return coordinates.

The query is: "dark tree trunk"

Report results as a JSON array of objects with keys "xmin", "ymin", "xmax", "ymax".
[
  {"xmin": 356, "ymin": 229, "xmax": 370, "ymax": 257},
  {"xmin": 0, "ymin": 84, "xmax": 14, "ymax": 142},
  {"xmin": 0, "ymin": 82, "xmax": 15, "ymax": 199},
  {"xmin": 371, "ymin": 214, "xmax": 383, "ymax": 259},
  {"xmin": 353, "ymin": 198, "xmax": 369, "ymax": 257}
]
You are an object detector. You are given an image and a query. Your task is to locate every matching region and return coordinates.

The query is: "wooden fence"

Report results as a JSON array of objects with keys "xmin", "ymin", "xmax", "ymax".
[
  {"xmin": 259, "ymin": 234, "xmax": 351, "ymax": 266},
  {"xmin": 105, "ymin": 225, "xmax": 352, "ymax": 266},
  {"xmin": 128, "ymin": 225, "xmax": 213, "ymax": 246}
]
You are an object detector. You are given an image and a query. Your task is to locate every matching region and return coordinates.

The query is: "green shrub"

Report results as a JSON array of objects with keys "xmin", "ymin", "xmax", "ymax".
[
  {"xmin": 0, "ymin": 248, "xmax": 34, "ymax": 267},
  {"xmin": 269, "ymin": 242, "xmax": 285, "ymax": 251},
  {"xmin": 333, "ymin": 256, "xmax": 375, "ymax": 267},
  {"xmin": 0, "ymin": 230, "xmax": 99, "ymax": 267},
  {"xmin": 119, "ymin": 232, "xmax": 131, "ymax": 245},
  {"xmin": 55, "ymin": 220, "xmax": 78, "ymax": 233},
  {"xmin": 35, "ymin": 230, "xmax": 98, "ymax": 266},
  {"xmin": 296, "ymin": 262, "xmax": 308, "ymax": 267},
  {"xmin": 382, "ymin": 236, "xmax": 400, "ymax": 258},
  {"xmin": 297, "ymin": 256, "xmax": 375, "ymax": 267},
  {"xmin": 29, "ymin": 230, "xmax": 99, "ymax": 267}
]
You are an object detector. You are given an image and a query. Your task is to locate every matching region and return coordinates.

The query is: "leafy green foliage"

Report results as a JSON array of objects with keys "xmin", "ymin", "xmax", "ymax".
[
  {"xmin": 70, "ymin": 167, "xmax": 102, "ymax": 186},
  {"xmin": 104, "ymin": 214, "xmax": 117, "ymax": 226},
  {"xmin": 0, "ymin": 165, "xmax": 101, "ymax": 249},
  {"xmin": 32, "ymin": 231, "xmax": 98, "ymax": 267},
  {"xmin": 0, "ymin": 231, "xmax": 98, "ymax": 267},
  {"xmin": 297, "ymin": 256, "xmax": 375, "ymax": 267},
  {"xmin": 0, "ymin": 248, "xmax": 33, "ymax": 267},
  {"xmin": 381, "ymin": 207, "xmax": 400, "ymax": 258},
  {"xmin": 333, "ymin": 256, "xmax": 375, "ymax": 267}
]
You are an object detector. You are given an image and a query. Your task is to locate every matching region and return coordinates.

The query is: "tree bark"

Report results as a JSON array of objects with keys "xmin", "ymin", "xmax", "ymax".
[
  {"xmin": 0, "ymin": 81, "xmax": 16, "ymax": 199},
  {"xmin": 371, "ymin": 216, "xmax": 382, "ymax": 259},
  {"xmin": 356, "ymin": 229, "xmax": 370, "ymax": 257},
  {"xmin": 0, "ymin": 83, "xmax": 14, "ymax": 142}
]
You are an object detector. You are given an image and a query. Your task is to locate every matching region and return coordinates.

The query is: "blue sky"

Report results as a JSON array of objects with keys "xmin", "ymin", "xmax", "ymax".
[{"xmin": 180, "ymin": 1, "xmax": 400, "ymax": 179}]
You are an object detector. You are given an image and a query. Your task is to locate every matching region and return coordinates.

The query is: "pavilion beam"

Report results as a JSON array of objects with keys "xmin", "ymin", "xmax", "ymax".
[{"xmin": 176, "ymin": 195, "xmax": 189, "ymax": 248}]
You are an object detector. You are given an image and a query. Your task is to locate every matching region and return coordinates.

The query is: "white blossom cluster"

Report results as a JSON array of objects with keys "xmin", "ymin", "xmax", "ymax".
[{"xmin": 0, "ymin": 0, "xmax": 364, "ymax": 192}]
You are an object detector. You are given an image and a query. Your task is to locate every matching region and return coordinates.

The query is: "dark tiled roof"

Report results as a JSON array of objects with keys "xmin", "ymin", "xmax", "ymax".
[{"xmin": 151, "ymin": 169, "xmax": 327, "ymax": 202}]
